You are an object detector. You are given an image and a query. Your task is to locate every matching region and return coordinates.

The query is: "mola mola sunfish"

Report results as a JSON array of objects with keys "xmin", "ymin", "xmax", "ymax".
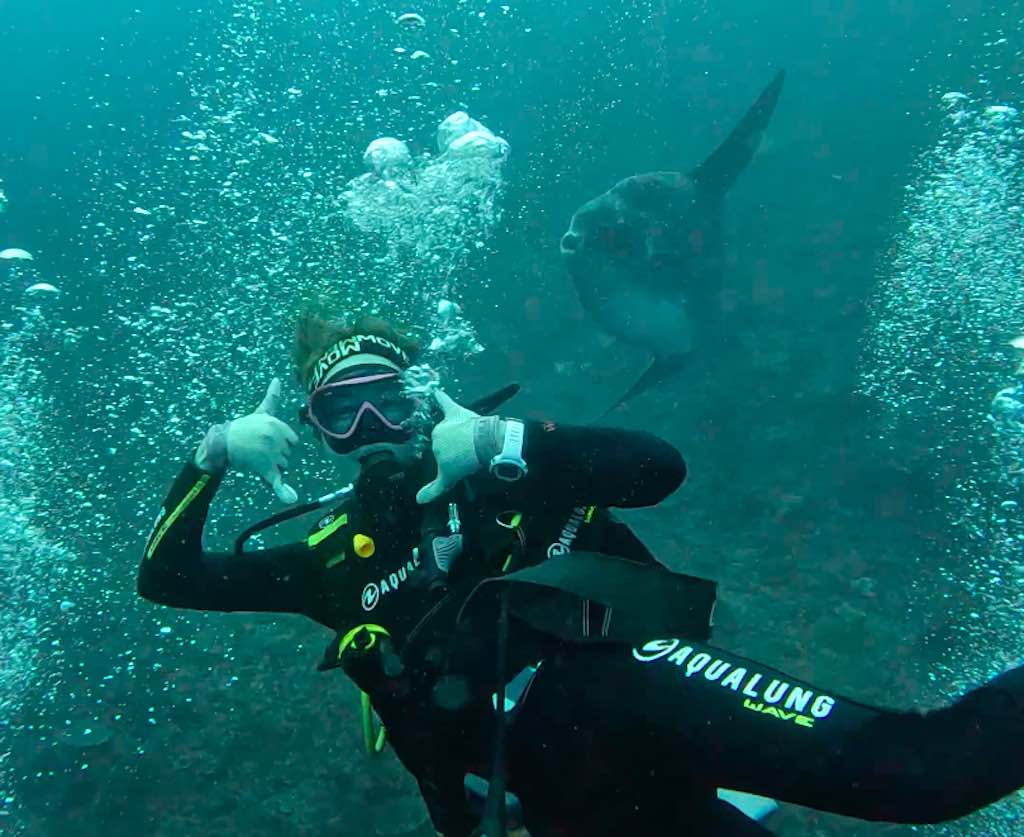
[{"xmin": 560, "ymin": 70, "xmax": 785, "ymax": 411}]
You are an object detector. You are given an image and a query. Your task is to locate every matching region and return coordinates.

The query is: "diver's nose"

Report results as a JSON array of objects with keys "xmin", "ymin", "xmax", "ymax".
[{"xmin": 560, "ymin": 231, "xmax": 581, "ymax": 254}]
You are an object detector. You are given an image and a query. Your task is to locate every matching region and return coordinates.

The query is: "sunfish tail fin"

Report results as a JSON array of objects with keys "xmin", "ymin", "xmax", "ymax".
[
  {"xmin": 692, "ymin": 69, "xmax": 786, "ymax": 196},
  {"xmin": 600, "ymin": 354, "xmax": 690, "ymax": 418}
]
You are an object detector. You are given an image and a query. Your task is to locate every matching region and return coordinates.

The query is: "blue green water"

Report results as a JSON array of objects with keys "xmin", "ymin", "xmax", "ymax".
[{"xmin": 2, "ymin": 1, "xmax": 1024, "ymax": 835}]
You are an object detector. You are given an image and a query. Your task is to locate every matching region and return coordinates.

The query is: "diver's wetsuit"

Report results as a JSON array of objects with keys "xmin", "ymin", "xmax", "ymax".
[{"xmin": 138, "ymin": 420, "xmax": 1024, "ymax": 837}]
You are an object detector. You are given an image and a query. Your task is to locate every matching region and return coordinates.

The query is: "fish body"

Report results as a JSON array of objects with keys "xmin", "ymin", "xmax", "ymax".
[{"xmin": 561, "ymin": 71, "xmax": 786, "ymax": 410}]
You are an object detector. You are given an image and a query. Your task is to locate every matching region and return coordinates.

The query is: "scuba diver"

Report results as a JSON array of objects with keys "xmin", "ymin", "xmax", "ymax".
[{"xmin": 139, "ymin": 313, "xmax": 1024, "ymax": 837}]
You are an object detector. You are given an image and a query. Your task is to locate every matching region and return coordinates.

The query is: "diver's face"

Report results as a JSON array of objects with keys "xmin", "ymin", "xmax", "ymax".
[{"xmin": 302, "ymin": 359, "xmax": 424, "ymax": 474}]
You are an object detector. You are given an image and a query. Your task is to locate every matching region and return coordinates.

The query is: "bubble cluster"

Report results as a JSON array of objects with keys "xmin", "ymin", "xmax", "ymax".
[
  {"xmin": 340, "ymin": 110, "xmax": 509, "ymax": 358},
  {"xmin": 860, "ymin": 92, "xmax": 1024, "ymax": 833},
  {"xmin": 0, "ymin": 307, "xmax": 81, "ymax": 833},
  {"xmin": 860, "ymin": 95, "xmax": 1024, "ymax": 425}
]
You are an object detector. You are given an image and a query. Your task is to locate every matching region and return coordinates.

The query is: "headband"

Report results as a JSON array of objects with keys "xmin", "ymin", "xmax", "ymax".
[{"xmin": 308, "ymin": 334, "xmax": 411, "ymax": 392}]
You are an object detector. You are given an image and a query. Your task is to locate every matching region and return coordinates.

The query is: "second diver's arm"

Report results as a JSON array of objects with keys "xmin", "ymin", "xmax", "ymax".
[{"xmin": 614, "ymin": 639, "xmax": 1024, "ymax": 823}]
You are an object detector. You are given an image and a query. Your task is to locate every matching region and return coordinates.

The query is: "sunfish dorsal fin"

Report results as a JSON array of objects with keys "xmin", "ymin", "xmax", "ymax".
[
  {"xmin": 601, "ymin": 354, "xmax": 691, "ymax": 418},
  {"xmin": 692, "ymin": 69, "xmax": 786, "ymax": 197}
]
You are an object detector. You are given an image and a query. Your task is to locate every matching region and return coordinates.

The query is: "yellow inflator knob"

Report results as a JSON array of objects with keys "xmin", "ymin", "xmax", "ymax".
[{"xmin": 353, "ymin": 534, "xmax": 375, "ymax": 558}]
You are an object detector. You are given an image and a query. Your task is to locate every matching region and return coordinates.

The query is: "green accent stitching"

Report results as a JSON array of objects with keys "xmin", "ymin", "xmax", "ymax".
[
  {"xmin": 308, "ymin": 513, "xmax": 349, "ymax": 548},
  {"xmin": 361, "ymin": 691, "xmax": 387, "ymax": 754},
  {"xmin": 145, "ymin": 474, "xmax": 211, "ymax": 560}
]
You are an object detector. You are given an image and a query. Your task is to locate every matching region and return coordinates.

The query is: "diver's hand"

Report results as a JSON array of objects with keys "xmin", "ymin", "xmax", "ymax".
[
  {"xmin": 416, "ymin": 390, "xmax": 505, "ymax": 504},
  {"xmin": 227, "ymin": 378, "xmax": 299, "ymax": 503},
  {"xmin": 195, "ymin": 378, "xmax": 299, "ymax": 504}
]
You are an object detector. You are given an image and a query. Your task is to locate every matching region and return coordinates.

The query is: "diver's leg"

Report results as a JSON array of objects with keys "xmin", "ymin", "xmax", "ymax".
[
  {"xmin": 506, "ymin": 655, "xmax": 773, "ymax": 836},
  {"xmin": 508, "ymin": 643, "xmax": 786, "ymax": 835},
  {"xmin": 510, "ymin": 641, "xmax": 1024, "ymax": 826}
]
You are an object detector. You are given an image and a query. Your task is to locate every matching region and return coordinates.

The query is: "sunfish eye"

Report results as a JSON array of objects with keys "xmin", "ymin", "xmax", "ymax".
[{"xmin": 560, "ymin": 231, "xmax": 582, "ymax": 253}]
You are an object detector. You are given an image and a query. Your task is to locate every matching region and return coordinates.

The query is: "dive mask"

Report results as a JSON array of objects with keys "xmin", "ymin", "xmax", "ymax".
[{"xmin": 300, "ymin": 367, "xmax": 418, "ymax": 456}]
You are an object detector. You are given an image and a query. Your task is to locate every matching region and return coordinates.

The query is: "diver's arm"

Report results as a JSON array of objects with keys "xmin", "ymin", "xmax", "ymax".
[
  {"xmin": 623, "ymin": 640, "xmax": 1024, "ymax": 823},
  {"xmin": 136, "ymin": 458, "xmax": 325, "ymax": 617},
  {"xmin": 507, "ymin": 420, "xmax": 686, "ymax": 508},
  {"xmin": 418, "ymin": 391, "xmax": 684, "ymax": 507}
]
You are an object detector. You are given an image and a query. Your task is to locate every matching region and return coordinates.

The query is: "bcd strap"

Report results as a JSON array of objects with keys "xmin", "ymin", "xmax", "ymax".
[
  {"xmin": 457, "ymin": 551, "xmax": 717, "ymax": 645},
  {"xmin": 334, "ymin": 623, "xmax": 391, "ymax": 660},
  {"xmin": 317, "ymin": 623, "xmax": 392, "ymax": 755},
  {"xmin": 360, "ymin": 691, "xmax": 387, "ymax": 755}
]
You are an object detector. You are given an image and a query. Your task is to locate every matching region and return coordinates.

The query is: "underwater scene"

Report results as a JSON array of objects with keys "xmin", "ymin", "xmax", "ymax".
[{"xmin": 2, "ymin": 1, "xmax": 1024, "ymax": 835}]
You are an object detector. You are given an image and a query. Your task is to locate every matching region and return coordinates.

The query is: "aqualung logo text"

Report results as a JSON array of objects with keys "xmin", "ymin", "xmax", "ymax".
[
  {"xmin": 632, "ymin": 639, "xmax": 836, "ymax": 727},
  {"xmin": 547, "ymin": 505, "xmax": 593, "ymax": 558},
  {"xmin": 361, "ymin": 555, "xmax": 422, "ymax": 611}
]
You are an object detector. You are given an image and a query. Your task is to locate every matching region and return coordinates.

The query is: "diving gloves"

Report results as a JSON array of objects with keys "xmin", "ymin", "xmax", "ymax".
[
  {"xmin": 417, "ymin": 390, "xmax": 525, "ymax": 504},
  {"xmin": 195, "ymin": 378, "xmax": 299, "ymax": 504}
]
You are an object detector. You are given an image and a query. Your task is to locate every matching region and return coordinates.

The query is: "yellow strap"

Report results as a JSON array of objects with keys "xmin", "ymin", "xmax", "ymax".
[
  {"xmin": 360, "ymin": 691, "xmax": 387, "ymax": 754},
  {"xmin": 501, "ymin": 512, "xmax": 524, "ymax": 572},
  {"xmin": 307, "ymin": 512, "xmax": 349, "ymax": 547},
  {"xmin": 145, "ymin": 474, "xmax": 210, "ymax": 560},
  {"xmin": 336, "ymin": 623, "xmax": 389, "ymax": 660},
  {"xmin": 339, "ymin": 625, "xmax": 392, "ymax": 754}
]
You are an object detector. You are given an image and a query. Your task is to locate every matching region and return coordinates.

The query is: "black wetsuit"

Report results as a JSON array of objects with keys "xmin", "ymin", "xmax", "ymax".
[{"xmin": 138, "ymin": 420, "xmax": 1024, "ymax": 837}]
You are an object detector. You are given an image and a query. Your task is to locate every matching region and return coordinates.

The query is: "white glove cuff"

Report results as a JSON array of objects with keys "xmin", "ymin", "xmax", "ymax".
[
  {"xmin": 194, "ymin": 421, "xmax": 231, "ymax": 474},
  {"xmin": 473, "ymin": 416, "xmax": 506, "ymax": 464}
]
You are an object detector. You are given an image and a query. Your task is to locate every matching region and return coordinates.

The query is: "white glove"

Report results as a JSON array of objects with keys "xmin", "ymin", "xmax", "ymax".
[
  {"xmin": 416, "ymin": 390, "xmax": 504, "ymax": 505},
  {"xmin": 195, "ymin": 378, "xmax": 299, "ymax": 504}
]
